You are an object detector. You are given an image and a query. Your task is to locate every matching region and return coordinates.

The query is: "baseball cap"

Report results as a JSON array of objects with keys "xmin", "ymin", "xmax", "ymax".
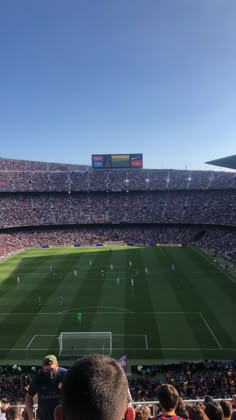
[{"xmin": 42, "ymin": 355, "xmax": 58, "ymax": 366}]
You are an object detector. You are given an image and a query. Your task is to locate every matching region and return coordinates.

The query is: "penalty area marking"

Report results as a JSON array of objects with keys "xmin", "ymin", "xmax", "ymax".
[
  {"xmin": 0, "ymin": 310, "xmax": 200, "ymax": 315},
  {"xmin": 26, "ymin": 334, "xmax": 57, "ymax": 350},
  {"xmin": 199, "ymin": 312, "xmax": 222, "ymax": 350},
  {"xmin": 58, "ymin": 306, "xmax": 133, "ymax": 315}
]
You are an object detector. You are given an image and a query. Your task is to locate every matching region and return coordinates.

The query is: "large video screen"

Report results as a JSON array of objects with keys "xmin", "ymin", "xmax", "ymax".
[{"xmin": 92, "ymin": 154, "xmax": 143, "ymax": 169}]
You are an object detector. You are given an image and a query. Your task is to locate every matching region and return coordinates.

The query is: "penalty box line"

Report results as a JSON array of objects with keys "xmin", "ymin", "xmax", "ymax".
[
  {"xmin": 25, "ymin": 334, "xmax": 57, "ymax": 350},
  {"xmin": 199, "ymin": 312, "xmax": 222, "ymax": 350}
]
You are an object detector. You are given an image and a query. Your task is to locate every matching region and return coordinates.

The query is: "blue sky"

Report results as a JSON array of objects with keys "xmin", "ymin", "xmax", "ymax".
[{"xmin": 0, "ymin": 0, "xmax": 235, "ymax": 170}]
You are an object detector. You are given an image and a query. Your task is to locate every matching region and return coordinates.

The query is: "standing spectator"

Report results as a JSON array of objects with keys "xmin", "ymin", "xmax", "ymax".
[
  {"xmin": 205, "ymin": 402, "xmax": 224, "ymax": 420},
  {"xmin": 0, "ymin": 401, "xmax": 10, "ymax": 420},
  {"xmin": 135, "ymin": 405, "xmax": 151, "ymax": 419},
  {"xmin": 25, "ymin": 355, "xmax": 67, "ymax": 420},
  {"xmin": 231, "ymin": 396, "xmax": 236, "ymax": 420},
  {"xmin": 188, "ymin": 405, "xmax": 209, "ymax": 420},
  {"xmin": 5, "ymin": 407, "xmax": 21, "ymax": 420},
  {"xmin": 54, "ymin": 354, "xmax": 129, "ymax": 420},
  {"xmin": 220, "ymin": 401, "xmax": 232, "ymax": 420},
  {"xmin": 156, "ymin": 384, "xmax": 185, "ymax": 420}
]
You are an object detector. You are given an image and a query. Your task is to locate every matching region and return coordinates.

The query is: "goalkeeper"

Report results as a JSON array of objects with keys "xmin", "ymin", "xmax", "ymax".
[{"xmin": 77, "ymin": 312, "xmax": 82, "ymax": 323}]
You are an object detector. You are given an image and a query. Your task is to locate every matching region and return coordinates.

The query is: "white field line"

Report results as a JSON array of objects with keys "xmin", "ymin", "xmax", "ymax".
[
  {"xmin": 113, "ymin": 334, "xmax": 147, "ymax": 336},
  {"xmin": 199, "ymin": 312, "xmax": 222, "ymax": 350},
  {"xmin": 26, "ymin": 335, "xmax": 36, "ymax": 349},
  {"xmin": 145, "ymin": 334, "xmax": 148, "ymax": 350},
  {"xmin": 0, "ymin": 311, "xmax": 200, "ymax": 315},
  {"xmin": 3, "ymin": 347, "xmax": 236, "ymax": 351},
  {"xmin": 25, "ymin": 335, "xmax": 57, "ymax": 350}
]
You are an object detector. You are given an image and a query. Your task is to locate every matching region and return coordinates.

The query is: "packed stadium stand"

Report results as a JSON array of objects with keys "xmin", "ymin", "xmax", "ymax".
[
  {"xmin": 0, "ymin": 157, "xmax": 235, "ymax": 261},
  {"xmin": 0, "ymin": 157, "xmax": 236, "ymax": 414}
]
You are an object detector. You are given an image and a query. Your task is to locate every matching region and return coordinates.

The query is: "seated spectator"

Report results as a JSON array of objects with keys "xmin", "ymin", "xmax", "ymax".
[{"xmin": 54, "ymin": 354, "xmax": 129, "ymax": 420}]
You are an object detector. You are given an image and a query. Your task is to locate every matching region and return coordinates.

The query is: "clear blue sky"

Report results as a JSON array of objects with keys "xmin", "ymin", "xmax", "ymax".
[{"xmin": 0, "ymin": 0, "xmax": 235, "ymax": 170}]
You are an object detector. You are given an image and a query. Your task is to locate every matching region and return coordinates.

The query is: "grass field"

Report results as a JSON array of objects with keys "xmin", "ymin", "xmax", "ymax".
[{"xmin": 0, "ymin": 245, "xmax": 236, "ymax": 365}]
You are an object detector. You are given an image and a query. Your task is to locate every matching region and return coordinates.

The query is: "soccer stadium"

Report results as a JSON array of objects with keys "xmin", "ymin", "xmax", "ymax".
[{"xmin": 0, "ymin": 154, "xmax": 236, "ymax": 411}]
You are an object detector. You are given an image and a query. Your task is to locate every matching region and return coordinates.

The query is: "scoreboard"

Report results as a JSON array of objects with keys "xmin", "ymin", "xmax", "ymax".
[{"xmin": 92, "ymin": 154, "xmax": 143, "ymax": 169}]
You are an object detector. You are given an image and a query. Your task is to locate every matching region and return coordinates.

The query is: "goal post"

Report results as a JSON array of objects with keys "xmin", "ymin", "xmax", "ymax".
[{"xmin": 58, "ymin": 332, "xmax": 112, "ymax": 357}]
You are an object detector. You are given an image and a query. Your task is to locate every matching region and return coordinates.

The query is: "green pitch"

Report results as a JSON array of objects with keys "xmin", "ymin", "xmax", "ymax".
[{"xmin": 0, "ymin": 246, "xmax": 236, "ymax": 364}]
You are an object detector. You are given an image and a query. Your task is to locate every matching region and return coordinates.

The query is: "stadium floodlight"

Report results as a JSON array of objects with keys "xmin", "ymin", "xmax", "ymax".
[{"xmin": 58, "ymin": 332, "xmax": 112, "ymax": 357}]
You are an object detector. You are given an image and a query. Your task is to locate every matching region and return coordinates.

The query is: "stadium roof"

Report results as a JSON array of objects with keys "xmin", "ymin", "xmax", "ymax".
[{"xmin": 205, "ymin": 154, "xmax": 236, "ymax": 170}]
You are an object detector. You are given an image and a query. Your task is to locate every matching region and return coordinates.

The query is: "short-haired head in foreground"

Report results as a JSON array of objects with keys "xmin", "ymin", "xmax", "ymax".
[
  {"xmin": 5, "ymin": 406, "xmax": 21, "ymax": 420},
  {"xmin": 54, "ymin": 354, "xmax": 128, "ymax": 420},
  {"xmin": 205, "ymin": 402, "xmax": 224, "ymax": 420},
  {"xmin": 188, "ymin": 405, "xmax": 209, "ymax": 420},
  {"xmin": 157, "ymin": 384, "xmax": 179, "ymax": 412}
]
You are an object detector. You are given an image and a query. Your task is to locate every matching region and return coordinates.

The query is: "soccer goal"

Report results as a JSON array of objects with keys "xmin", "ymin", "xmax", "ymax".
[{"xmin": 58, "ymin": 332, "xmax": 112, "ymax": 357}]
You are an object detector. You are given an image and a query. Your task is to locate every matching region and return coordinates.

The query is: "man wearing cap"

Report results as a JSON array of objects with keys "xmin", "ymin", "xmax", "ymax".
[
  {"xmin": 25, "ymin": 355, "xmax": 67, "ymax": 420},
  {"xmin": 0, "ymin": 400, "xmax": 10, "ymax": 420}
]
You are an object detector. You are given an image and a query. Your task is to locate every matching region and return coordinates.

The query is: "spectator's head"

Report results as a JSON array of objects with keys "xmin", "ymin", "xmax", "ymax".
[
  {"xmin": 176, "ymin": 397, "xmax": 188, "ymax": 419},
  {"xmin": 54, "ymin": 354, "xmax": 128, "ymax": 420},
  {"xmin": 232, "ymin": 396, "xmax": 236, "ymax": 409},
  {"xmin": 135, "ymin": 405, "xmax": 151, "ymax": 420},
  {"xmin": 188, "ymin": 405, "xmax": 209, "ymax": 420},
  {"xmin": 1, "ymin": 400, "xmax": 10, "ymax": 412},
  {"xmin": 205, "ymin": 402, "xmax": 224, "ymax": 420},
  {"xmin": 5, "ymin": 407, "xmax": 21, "ymax": 420},
  {"xmin": 220, "ymin": 401, "xmax": 232, "ymax": 419},
  {"xmin": 157, "ymin": 384, "xmax": 179, "ymax": 413},
  {"xmin": 42, "ymin": 354, "xmax": 59, "ymax": 381},
  {"xmin": 204, "ymin": 396, "xmax": 214, "ymax": 406}
]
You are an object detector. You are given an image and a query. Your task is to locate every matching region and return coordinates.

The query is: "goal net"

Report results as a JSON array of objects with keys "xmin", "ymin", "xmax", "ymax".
[{"xmin": 58, "ymin": 332, "xmax": 112, "ymax": 357}]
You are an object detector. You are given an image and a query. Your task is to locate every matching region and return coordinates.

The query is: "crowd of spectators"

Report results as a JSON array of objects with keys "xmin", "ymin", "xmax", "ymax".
[
  {"xmin": 1, "ymin": 360, "xmax": 236, "ymax": 412},
  {"xmin": 130, "ymin": 361, "xmax": 236, "ymax": 401},
  {"xmin": 0, "ymin": 157, "xmax": 236, "ymax": 192},
  {"xmin": 0, "ymin": 159, "xmax": 235, "ymax": 260},
  {"xmin": 0, "ymin": 224, "xmax": 235, "ymax": 261},
  {"xmin": 0, "ymin": 189, "xmax": 235, "ymax": 229}
]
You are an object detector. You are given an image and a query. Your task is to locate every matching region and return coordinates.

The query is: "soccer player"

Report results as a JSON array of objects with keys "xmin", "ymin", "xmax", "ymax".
[
  {"xmin": 77, "ymin": 312, "xmax": 82, "ymax": 323},
  {"xmin": 59, "ymin": 296, "xmax": 63, "ymax": 304},
  {"xmin": 38, "ymin": 296, "xmax": 42, "ymax": 306},
  {"xmin": 89, "ymin": 260, "xmax": 92, "ymax": 266},
  {"xmin": 17, "ymin": 276, "xmax": 20, "ymax": 284},
  {"xmin": 101, "ymin": 269, "xmax": 104, "ymax": 276},
  {"xmin": 117, "ymin": 277, "xmax": 120, "ymax": 285},
  {"xmin": 171, "ymin": 264, "xmax": 175, "ymax": 271},
  {"xmin": 74, "ymin": 269, "xmax": 77, "ymax": 276},
  {"xmin": 110, "ymin": 264, "xmax": 113, "ymax": 270},
  {"xmin": 49, "ymin": 265, "xmax": 53, "ymax": 272},
  {"xmin": 129, "ymin": 261, "xmax": 132, "ymax": 267},
  {"xmin": 131, "ymin": 279, "xmax": 134, "ymax": 287},
  {"xmin": 145, "ymin": 267, "xmax": 148, "ymax": 273}
]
